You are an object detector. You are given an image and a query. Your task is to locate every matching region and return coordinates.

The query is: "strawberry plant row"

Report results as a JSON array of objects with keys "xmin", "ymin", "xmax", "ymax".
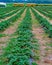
[
  {"xmin": 31, "ymin": 8, "xmax": 52, "ymax": 38},
  {"xmin": 0, "ymin": 7, "xmax": 25, "ymax": 32},
  {"xmin": 34, "ymin": 6, "xmax": 52, "ymax": 19},
  {"xmin": 0, "ymin": 7, "xmax": 19, "ymax": 16},
  {"xmin": 0, "ymin": 8, "xmax": 39, "ymax": 65},
  {"xmin": 0, "ymin": 7, "xmax": 21, "ymax": 19}
]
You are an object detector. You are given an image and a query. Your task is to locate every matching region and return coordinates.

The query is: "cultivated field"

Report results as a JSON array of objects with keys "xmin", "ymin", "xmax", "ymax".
[{"xmin": 0, "ymin": 4, "xmax": 52, "ymax": 65}]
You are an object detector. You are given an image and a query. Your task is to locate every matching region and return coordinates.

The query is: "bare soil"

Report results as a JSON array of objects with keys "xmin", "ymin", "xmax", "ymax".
[{"xmin": 30, "ymin": 9, "xmax": 52, "ymax": 65}]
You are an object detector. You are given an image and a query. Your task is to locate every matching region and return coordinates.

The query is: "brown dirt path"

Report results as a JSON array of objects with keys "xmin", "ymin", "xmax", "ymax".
[
  {"xmin": 0, "ymin": 8, "xmax": 21, "ymax": 23},
  {"xmin": 0, "ymin": 8, "xmax": 27, "ymax": 55},
  {"xmin": 30, "ymin": 9, "xmax": 52, "ymax": 65},
  {"xmin": 32, "ymin": 8, "xmax": 52, "ymax": 25}
]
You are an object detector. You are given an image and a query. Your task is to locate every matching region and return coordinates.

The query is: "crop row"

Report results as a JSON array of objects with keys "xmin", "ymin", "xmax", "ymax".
[
  {"xmin": 34, "ymin": 6, "xmax": 52, "ymax": 19},
  {"xmin": 0, "ymin": 7, "xmax": 19, "ymax": 16},
  {"xmin": 31, "ymin": 8, "xmax": 52, "ymax": 38},
  {"xmin": 35, "ymin": 6, "xmax": 52, "ymax": 14},
  {"xmin": 0, "ymin": 7, "xmax": 21, "ymax": 19},
  {"xmin": 0, "ymin": 8, "xmax": 39, "ymax": 65},
  {"xmin": 0, "ymin": 7, "xmax": 25, "ymax": 32}
]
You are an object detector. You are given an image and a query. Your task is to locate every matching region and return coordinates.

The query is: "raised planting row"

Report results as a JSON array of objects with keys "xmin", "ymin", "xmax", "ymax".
[
  {"xmin": 31, "ymin": 8, "xmax": 52, "ymax": 38},
  {"xmin": 38, "ymin": 6, "xmax": 52, "ymax": 14},
  {"xmin": 0, "ymin": 7, "xmax": 21, "ymax": 19},
  {"xmin": 0, "ymin": 7, "xmax": 26, "ymax": 32},
  {"xmin": 0, "ymin": 7, "xmax": 39, "ymax": 65},
  {"xmin": 34, "ymin": 6, "xmax": 52, "ymax": 19},
  {"xmin": 0, "ymin": 7, "xmax": 19, "ymax": 16}
]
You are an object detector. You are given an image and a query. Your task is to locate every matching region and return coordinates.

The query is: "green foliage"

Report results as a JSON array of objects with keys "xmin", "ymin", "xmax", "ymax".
[
  {"xmin": 34, "ymin": 6, "xmax": 52, "ymax": 19},
  {"xmin": 31, "ymin": 8, "xmax": 52, "ymax": 38},
  {"xmin": 0, "ymin": 34, "xmax": 7, "ymax": 37},
  {"xmin": 0, "ymin": 7, "xmax": 20, "ymax": 19},
  {"xmin": 0, "ymin": 7, "xmax": 25, "ymax": 32},
  {"xmin": 0, "ymin": 7, "xmax": 18, "ymax": 18},
  {"xmin": 32, "ymin": 62, "xmax": 38, "ymax": 65},
  {"xmin": 0, "ymin": 7, "xmax": 39, "ymax": 65}
]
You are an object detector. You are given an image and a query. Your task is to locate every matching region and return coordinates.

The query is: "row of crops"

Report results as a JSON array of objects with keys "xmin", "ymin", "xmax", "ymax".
[
  {"xmin": 31, "ymin": 7, "xmax": 52, "ymax": 38},
  {"xmin": 0, "ymin": 7, "xmax": 26, "ymax": 32},
  {"xmin": 0, "ymin": 7, "xmax": 20, "ymax": 19},
  {"xmin": 0, "ymin": 7, "xmax": 18, "ymax": 16},
  {"xmin": 0, "ymin": 8, "xmax": 40, "ymax": 65},
  {"xmin": 34, "ymin": 6, "xmax": 52, "ymax": 19}
]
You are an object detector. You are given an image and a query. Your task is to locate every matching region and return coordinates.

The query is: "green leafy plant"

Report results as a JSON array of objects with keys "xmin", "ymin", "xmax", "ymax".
[{"xmin": 32, "ymin": 62, "xmax": 38, "ymax": 65}]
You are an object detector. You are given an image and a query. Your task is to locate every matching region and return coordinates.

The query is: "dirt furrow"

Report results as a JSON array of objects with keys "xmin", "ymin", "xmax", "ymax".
[{"xmin": 30, "ymin": 9, "xmax": 52, "ymax": 65}]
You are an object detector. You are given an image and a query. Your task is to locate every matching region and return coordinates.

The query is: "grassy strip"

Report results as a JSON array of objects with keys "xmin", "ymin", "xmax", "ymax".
[
  {"xmin": 0, "ymin": 7, "xmax": 25, "ymax": 32},
  {"xmin": 0, "ymin": 34, "xmax": 8, "ymax": 38},
  {"xmin": 31, "ymin": 7, "xmax": 52, "ymax": 38},
  {"xmin": 47, "ymin": 43, "xmax": 52, "ymax": 47},
  {"xmin": 46, "ymin": 43, "xmax": 52, "ymax": 47},
  {"xmin": 0, "ymin": 7, "xmax": 38, "ymax": 65}
]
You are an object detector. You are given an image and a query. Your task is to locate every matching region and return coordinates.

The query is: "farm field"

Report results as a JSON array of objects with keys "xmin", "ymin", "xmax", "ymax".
[{"xmin": 0, "ymin": 4, "xmax": 52, "ymax": 65}]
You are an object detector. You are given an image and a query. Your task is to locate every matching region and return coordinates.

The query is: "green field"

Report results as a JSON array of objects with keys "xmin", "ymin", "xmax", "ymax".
[{"xmin": 0, "ymin": 4, "xmax": 52, "ymax": 65}]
